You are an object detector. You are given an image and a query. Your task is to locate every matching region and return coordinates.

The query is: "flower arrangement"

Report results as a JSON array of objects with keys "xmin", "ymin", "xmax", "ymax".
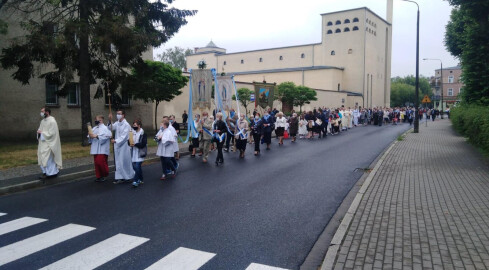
[{"xmin": 197, "ymin": 60, "xmax": 207, "ymax": 69}]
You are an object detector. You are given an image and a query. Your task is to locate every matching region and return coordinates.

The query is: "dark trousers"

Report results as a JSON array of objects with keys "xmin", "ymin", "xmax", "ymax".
[
  {"xmin": 225, "ymin": 131, "xmax": 233, "ymax": 149},
  {"xmin": 320, "ymin": 123, "xmax": 328, "ymax": 137},
  {"xmin": 160, "ymin": 157, "xmax": 173, "ymax": 175},
  {"xmin": 432, "ymin": 115, "xmax": 436, "ymax": 121},
  {"xmin": 253, "ymin": 133, "xmax": 261, "ymax": 152},
  {"xmin": 216, "ymin": 140, "xmax": 224, "ymax": 162},
  {"xmin": 132, "ymin": 162, "xmax": 143, "ymax": 182}
]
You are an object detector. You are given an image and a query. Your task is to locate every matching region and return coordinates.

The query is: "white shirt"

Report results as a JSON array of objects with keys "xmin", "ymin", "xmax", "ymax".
[
  {"xmin": 156, "ymin": 128, "xmax": 175, "ymax": 157},
  {"xmin": 89, "ymin": 124, "xmax": 112, "ymax": 155},
  {"xmin": 275, "ymin": 117, "xmax": 287, "ymax": 128},
  {"xmin": 131, "ymin": 128, "xmax": 145, "ymax": 162}
]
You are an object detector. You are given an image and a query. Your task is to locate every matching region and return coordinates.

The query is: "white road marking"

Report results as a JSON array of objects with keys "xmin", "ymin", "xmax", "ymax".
[
  {"xmin": 0, "ymin": 213, "xmax": 6, "ymax": 217},
  {"xmin": 0, "ymin": 217, "xmax": 47, "ymax": 236},
  {"xmin": 0, "ymin": 223, "xmax": 95, "ymax": 266},
  {"xmin": 246, "ymin": 263, "xmax": 290, "ymax": 270},
  {"xmin": 40, "ymin": 233, "xmax": 149, "ymax": 270},
  {"xmin": 145, "ymin": 247, "xmax": 216, "ymax": 270}
]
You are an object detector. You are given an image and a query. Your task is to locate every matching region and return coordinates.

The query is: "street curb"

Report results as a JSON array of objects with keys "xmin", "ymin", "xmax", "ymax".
[
  {"xmin": 0, "ymin": 152, "xmax": 190, "ymax": 196},
  {"xmin": 319, "ymin": 128, "xmax": 412, "ymax": 270}
]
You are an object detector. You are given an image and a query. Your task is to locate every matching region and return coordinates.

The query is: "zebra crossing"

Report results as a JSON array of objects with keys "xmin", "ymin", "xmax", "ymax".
[{"xmin": 0, "ymin": 212, "xmax": 289, "ymax": 269}]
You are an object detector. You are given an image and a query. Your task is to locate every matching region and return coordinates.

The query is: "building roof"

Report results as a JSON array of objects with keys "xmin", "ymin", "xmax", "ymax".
[
  {"xmin": 321, "ymin": 7, "xmax": 392, "ymax": 26},
  {"xmin": 436, "ymin": 65, "xmax": 461, "ymax": 71},
  {"xmin": 206, "ymin": 40, "xmax": 218, "ymax": 48}
]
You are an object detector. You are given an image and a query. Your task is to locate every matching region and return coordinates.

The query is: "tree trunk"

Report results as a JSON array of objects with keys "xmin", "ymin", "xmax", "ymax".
[
  {"xmin": 154, "ymin": 101, "xmax": 159, "ymax": 132},
  {"xmin": 79, "ymin": 0, "xmax": 92, "ymax": 146}
]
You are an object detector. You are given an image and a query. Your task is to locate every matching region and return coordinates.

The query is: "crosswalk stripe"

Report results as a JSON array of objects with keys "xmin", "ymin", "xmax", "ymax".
[
  {"xmin": 245, "ymin": 263, "xmax": 289, "ymax": 270},
  {"xmin": 0, "ymin": 213, "xmax": 6, "ymax": 217},
  {"xmin": 0, "ymin": 223, "xmax": 95, "ymax": 266},
  {"xmin": 0, "ymin": 217, "xmax": 47, "ymax": 236},
  {"xmin": 144, "ymin": 247, "xmax": 216, "ymax": 270},
  {"xmin": 40, "ymin": 233, "xmax": 149, "ymax": 270}
]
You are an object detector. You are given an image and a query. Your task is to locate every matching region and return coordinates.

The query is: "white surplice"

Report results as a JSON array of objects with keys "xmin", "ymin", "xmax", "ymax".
[{"xmin": 109, "ymin": 119, "xmax": 135, "ymax": 180}]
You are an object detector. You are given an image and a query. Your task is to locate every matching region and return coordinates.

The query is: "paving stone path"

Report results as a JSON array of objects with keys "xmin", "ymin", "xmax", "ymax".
[{"xmin": 330, "ymin": 119, "xmax": 489, "ymax": 270}]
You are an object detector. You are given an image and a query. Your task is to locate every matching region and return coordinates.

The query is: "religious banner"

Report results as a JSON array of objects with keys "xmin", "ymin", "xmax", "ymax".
[
  {"xmin": 215, "ymin": 75, "xmax": 233, "ymax": 112},
  {"xmin": 191, "ymin": 69, "xmax": 212, "ymax": 110},
  {"xmin": 254, "ymin": 82, "xmax": 276, "ymax": 109}
]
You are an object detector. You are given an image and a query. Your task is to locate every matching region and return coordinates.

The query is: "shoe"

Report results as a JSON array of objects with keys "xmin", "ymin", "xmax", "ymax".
[
  {"xmin": 95, "ymin": 178, "xmax": 102, "ymax": 182},
  {"xmin": 39, "ymin": 173, "xmax": 47, "ymax": 180},
  {"xmin": 191, "ymin": 154, "xmax": 196, "ymax": 158},
  {"xmin": 132, "ymin": 181, "xmax": 139, "ymax": 187},
  {"xmin": 203, "ymin": 159, "xmax": 207, "ymax": 163},
  {"xmin": 113, "ymin": 179, "xmax": 122, "ymax": 184},
  {"xmin": 215, "ymin": 160, "xmax": 219, "ymax": 166},
  {"xmin": 160, "ymin": 175, "xmax": 166, "ymax": 180}
]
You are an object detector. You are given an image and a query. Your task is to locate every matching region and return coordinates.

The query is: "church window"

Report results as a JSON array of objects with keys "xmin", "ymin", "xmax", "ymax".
[
  {"xmin": 327, "ymin": 21, "xmax": 333, "ymax": 26},
  {"xmin": 348, "ymin": 49, "xmax": 353, "ymax": 54},
  {"xmin": 353, "ymin": 17, "xmax": 359, "ymax": 22},
  {"xmin": 353, "ymin": 26, "xmax": 359, "ymax": 31},
  {"xmin": 45, "ymin": 79, "xmax": 58, "ymax": 105},
  {"xmin": 279, "ymin": 56, "xmax": 283, "ymax": 60},
  {"xmin": 301, "ymin": 53, "xmax": 305, "ymax": 59},
  {"xmin": 335, "ymin": 28, "xmax": 341, "ymax": 33},
  {"xmin": 327, "ymin": 30, "xmax": 333, "ymax": 34},
  {"xmin": 374, "ymin": 31, "xmax": 376, "ymax": 36},
  {"xmin": 344, "ymin": 27, "xmax": 350, "ymax": 32},
  {"xmin": 259, "ymin": 57, "xmax": 263, "ymax": 62},
  {"xmin": 241, "ymin": 59, "xmax": 244, "ymax": 64},
  {"xmin": 335, "ymin": 20, "xmax": 341, "ymax": 25},
  {"xmin": 223, "ymin": 61, "xmax": 226, "ymax": 65},
  {"xmin": 344, "ymin": 19, "xmax": 350, "ymax": 24},
  {"xmin": 331, "ymin": 51, "xmax": 335, "ymax": 56}
]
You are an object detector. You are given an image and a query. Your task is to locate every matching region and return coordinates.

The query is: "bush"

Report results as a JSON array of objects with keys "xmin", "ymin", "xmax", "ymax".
[{"xmin": 451, "ymin": 105, "xmax": 489, "ymax": 152}]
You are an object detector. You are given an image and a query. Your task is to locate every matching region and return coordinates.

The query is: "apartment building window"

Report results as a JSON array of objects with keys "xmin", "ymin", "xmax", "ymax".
[
  {"xmin": 448, "ymin": 75, "xmax": 454, "ymax": 83},
  {"xmin": 344, "ymin": 19, "xmax": 350, "ymax": 24},
  {"xmin": 45, "ymin": 79, "xmax": 58, "ymax": 105},
  {"xmin": 279, "ymin": 56, "xmax": 283, "ymax": 60},
  {"xmin": 353, "ymin": 26, "xmax": 359, "ymax": 31},
  {"xmin": 335, "ymin": 28, "xmax": 341, "ymax": 33},
  {"xmin": 448, "ymin": 88, "xmax": 453, "ymax": 96},
  {"xmin": 327, "ymin": 21, "xmax": 333, "ymax": 26},
  {"xmin": 259, "ymin": 57, "xmax": 263, "ymax": 62},
  {"xmin": 331, "ymin": 51, "xmax": 336, "ymax": 56},
  {"xmin": 67, "ymin": 83, "xmax": 80, "ymax": 106},
  {"xmin": 241, "ymin": 59, "xmax": 244, "ymax": 64},
  {"xmin": 344, "ymin": 27, "xmax": 350, "ymax": 32},
  {"xmin": 301, "ymin": 53, "xmax": 305, "ymax": 59},
  {"xmin": 353, "ymin": 17, "xmax": 359, "ymax": 22},
  {"xmin": 348, "ymin": 49, "xmax": 353, "ymax": 54},
  {"xmin": 327, "ymin": 30, "xmax": 333, "ymax": 34},
  {"xmin": 223, "ymin": 61, "xmax": 226, "ymax": 65},
  {"xmin": 335, "ymin": 20, "xmax": 341, "ymax": 25}
]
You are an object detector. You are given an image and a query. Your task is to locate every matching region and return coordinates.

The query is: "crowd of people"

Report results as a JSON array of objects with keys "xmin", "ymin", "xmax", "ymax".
[{"xmin": 36, "ymin": 105, "xmax": 446, "ymax": 189}]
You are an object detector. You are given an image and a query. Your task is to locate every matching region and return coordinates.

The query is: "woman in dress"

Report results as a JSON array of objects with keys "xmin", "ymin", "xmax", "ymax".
[
  {"xmin": 235, "ymin": 114, "xmax": 249, "ymax": 158},
  {"xmin": 274, "ymin": 112, "xmax": 287, "ymax": 146},
  {"xmin": 298, "ymin": 115, "xmax": 308, "ymax": 139},
  {"xmin": 261, "ymin": 111, "xmax": 274, "ymax": 150},
  {"xmin": 250, "ymin": 113, "xmax": 263, "ymax": 155},
  {"xmin": 288, "ymin": 113, "xmax": 299, "ymax": 142},
  {"xmin": 213, "ymin": 113, "xmax": 227, "ymax": 166},
  {"xmin": 304, "ymin": 111, "xmax": 316, "ymax": 139}
]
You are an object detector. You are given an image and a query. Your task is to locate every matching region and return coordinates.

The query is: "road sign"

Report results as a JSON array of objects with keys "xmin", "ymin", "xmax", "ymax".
[
  {"xmin": 250, "ymin": 94, "xmax": 255, "ymax": 102},
  {"xmin": 422, "ymin": 95, "xmax": 431, "ymax": 103}
]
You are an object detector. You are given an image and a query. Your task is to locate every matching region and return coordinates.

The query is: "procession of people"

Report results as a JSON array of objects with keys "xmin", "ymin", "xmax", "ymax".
[{"xmin": 37, "ymin": 104, "xmax": 427, "ymax": 188}]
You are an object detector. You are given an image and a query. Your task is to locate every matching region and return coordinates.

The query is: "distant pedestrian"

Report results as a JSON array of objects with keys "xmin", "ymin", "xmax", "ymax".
[
  {"xmin": 182, "ymin": 110, "xmax": 188, "ymax": 127},
  {"xmin": 235, "ymin": 114, "xmax": 249, "ymax": 158},
  {"xmin": 250, "ymin": 113, "xmax": 263, "ymax": 155},
  {"xmin": 275, "ymin": 112, "xmax": 287, "ymax": 146},
  {"xmin": 288, "ymin": 113, "xmax": 299, "ymax": 142}
]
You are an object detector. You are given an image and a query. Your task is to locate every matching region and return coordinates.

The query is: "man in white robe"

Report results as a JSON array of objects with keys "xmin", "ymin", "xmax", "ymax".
[
  {"xmin": 353, "ymin": 108, "xmax": 360, "ymax": 127},
  {"xmin": 109, "ymin": 110, "xmax": 135, "ymax": 183},
  {"xmin": 37, "ymin": 107, "xmax": 62, "ymax": 180},
  {"xmin": 88, "ymin": 115, "xmax": 112, "ymax": 182},
  {"xmin": 163, "ymin": 116, "xmax": 179, "ymax": 172}
]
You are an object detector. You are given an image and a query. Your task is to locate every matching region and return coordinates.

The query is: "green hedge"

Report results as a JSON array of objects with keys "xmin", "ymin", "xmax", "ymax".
[{"xmin": 451, "ymin": 105, "xmax": 489, "ymax": 152}]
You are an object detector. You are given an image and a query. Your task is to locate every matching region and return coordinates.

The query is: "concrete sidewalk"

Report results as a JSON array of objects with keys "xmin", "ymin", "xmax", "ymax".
[
  {"xmin": 0, "ymin": 142, "xmax": 190, "ymax": 195},
  {"xmin": 323, "ymin": 119, "xmax": 489, "ymax": 270}
]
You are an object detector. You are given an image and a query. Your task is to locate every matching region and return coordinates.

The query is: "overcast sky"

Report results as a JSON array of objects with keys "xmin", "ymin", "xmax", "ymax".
[{"xmin": 154, "ymin": 0, "xmax": 459, "ymax": 78}]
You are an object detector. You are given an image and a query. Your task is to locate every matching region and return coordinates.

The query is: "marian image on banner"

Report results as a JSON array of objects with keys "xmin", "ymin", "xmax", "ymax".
[
  {"xmin": 254, "ymin": 83, "xmax": 275, "ymax": 109},
  {"xmin": 216, "ymin": 76, "xmax": 233, "ymax": 111},
  {"xmin": 191, "ymin": 69, "xmax": 213, "ymax": 111}
]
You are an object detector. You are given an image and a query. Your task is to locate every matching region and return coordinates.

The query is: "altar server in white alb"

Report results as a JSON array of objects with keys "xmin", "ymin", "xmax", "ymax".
[
  {"xmin": 109, "ymin": 110, "xmax": 135, "ymax": 184},
  {"xmin": 88, "ymin": 115, "xmax": 112, "ymax": 182},
  {"xmin": 37, "ymin": 107, "xmax": 62, "ymax": 180}
]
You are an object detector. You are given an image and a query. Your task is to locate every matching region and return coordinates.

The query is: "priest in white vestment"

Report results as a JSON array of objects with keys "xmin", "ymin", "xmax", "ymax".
[
  {"xmin": 353, "ymin": 108, "xmax": 360, "ymax": 126},
  {"xmin": 37, "ymin": 107, "xmax": 62, "ymax": 179},
  {"xmin": 109, "ymin": 110, "xmax": 135, "ymax": 183}
]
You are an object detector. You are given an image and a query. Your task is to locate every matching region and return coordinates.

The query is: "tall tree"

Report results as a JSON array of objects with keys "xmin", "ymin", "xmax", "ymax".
[
  {"xmin": 390, "ymin": 82, "xmax": 415, "ymax": 107},
  {"xmin": 124, "ymin": 60, "xmax": 188, "ymax": 130},
  {"xmin": 0, "ymin": 0, "xmax": 196, "ymax": 144},
  {"xmin": 445, "ymin": 0, "xmax": 489, "ymax": 104},
  {"xmin": 294, "ymin": 85, "xmax": 317, "ymax": 113},
  {"xmin": 232, "ymin": 87, "xmax": 253, "ymax": 116},
  {"xmin": 158, "ymin": 46, "xmax": 193, "ymax": 70}
]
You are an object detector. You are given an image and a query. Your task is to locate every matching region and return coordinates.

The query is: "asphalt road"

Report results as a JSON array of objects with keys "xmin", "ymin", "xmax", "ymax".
[{"xmin": 0, "ymin": 123, "xmax": 411, "ymax": 270}]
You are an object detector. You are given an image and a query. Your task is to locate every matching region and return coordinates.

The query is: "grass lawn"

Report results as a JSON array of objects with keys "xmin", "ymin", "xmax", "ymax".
[{"xmin": 0, "ymin": 141, "xmax": 91, "ymax": 171}]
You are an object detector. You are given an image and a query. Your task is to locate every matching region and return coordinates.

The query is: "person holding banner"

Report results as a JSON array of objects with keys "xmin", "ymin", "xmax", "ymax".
[
  {"xmin": 108, "ymin": 110, "xmax": 135, "ymax": 184},
  {"xmin": 198, "ymin": 112, "xmax": 214, "ymax": 163},
  {"xmin": 190, "ymin": 114, "xmax": 201, "ymax": 158},
  {"xmin": 88, "ymin": 115, "xmax": 112, "ymax": 182},
  {"xmin": 235, "ymin": 113, "xmax": 249, "ymax": 158},
  {"xmin": 213, "ymin": 112, "xmax": 227, "ymax": 166},
  {"xmin": 250, "ymin": 113, "xmax": 263, "ymax": 155}
]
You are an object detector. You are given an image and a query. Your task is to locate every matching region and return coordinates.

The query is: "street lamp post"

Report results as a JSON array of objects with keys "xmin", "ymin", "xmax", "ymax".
[
  {"xmin": 402, "ymin": 0, "xmax": 420, "ymax": 133},
  {"xmin": 423, "ymin": 58, "xmax": 443, "ymax": 119}
]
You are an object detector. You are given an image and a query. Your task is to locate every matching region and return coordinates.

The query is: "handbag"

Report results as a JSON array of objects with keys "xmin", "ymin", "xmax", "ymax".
[{"xmin": 284, "ymin": 130, "xmax": 289, "ymax": 139}]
